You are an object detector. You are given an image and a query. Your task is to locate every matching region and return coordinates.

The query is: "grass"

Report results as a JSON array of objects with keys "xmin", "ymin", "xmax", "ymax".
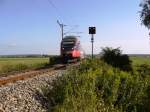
[
  {"xmin": 0, "ymin": 57, "xmax": 49, "ymax": 76},
  {"xmin": 0, "ymin": 56, "xmax": 148, "ymax": 76},
  {"xmin": 130, "ymin": 56, "xmax": 150, "ymax": 65},
  {"xmin": 42, "ymin": 58, "xmax": 150, "ymax": 112}
]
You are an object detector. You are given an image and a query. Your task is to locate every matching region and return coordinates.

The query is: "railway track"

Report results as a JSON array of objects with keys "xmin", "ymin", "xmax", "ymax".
[{"xmin": 0, "ymin": 64, "xmax": 66, "ymax": 86}]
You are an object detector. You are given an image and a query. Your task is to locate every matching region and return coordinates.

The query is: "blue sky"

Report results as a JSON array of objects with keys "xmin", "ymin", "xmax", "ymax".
[{"xmin": 0, "ymin": 0, "xmax": 149, "ymax": 55}]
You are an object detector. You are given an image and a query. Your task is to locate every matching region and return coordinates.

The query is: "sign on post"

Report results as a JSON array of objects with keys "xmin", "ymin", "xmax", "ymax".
[
  {"xmin": 89, "ymin": 27, "xmax": 96, "ymax": 34},
  {"xmin": 89, "ymin": 27, "xmax": 96, "ymax": 59}
]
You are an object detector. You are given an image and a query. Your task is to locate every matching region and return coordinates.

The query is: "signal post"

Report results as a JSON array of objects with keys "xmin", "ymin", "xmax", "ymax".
[{"xmin": 89, "ymin": 27, "xmax": 96, "ymax": 59}]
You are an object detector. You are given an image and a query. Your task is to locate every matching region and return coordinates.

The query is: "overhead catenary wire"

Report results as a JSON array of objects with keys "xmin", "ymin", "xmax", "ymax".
[
  {"xmin": 47, "ymin": 0, "xmax": 63, "ymax": 22},
  {"xmin": 47, "ymin": 0, "xmax": 57, "ymax": 10},
  {"xmin": 46, "ymin": 0, "xmax": 66, "ymax": 40},
  {"xmin": 46, "ymin": 0, "xmax": 82, "ymax": 38},
  {"xmin": 46, "ymin": 0, "xmax": 78, "ymax": 26}
]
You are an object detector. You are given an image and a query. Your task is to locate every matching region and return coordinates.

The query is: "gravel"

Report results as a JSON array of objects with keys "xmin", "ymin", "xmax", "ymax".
[{"xmin": 0, "ymin": 70, "xmax": 65, "ymax": 112}]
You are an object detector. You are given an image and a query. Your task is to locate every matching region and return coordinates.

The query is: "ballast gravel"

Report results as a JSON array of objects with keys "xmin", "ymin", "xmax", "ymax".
[{"xmin": 0, "ymin": 70, "xmax": 65, "ymax": 112}]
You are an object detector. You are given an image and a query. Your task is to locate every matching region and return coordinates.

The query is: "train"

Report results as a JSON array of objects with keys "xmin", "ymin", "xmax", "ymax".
[{"xmin": 60, "ymin": 36, "xmax": 85, "ymax": 63}]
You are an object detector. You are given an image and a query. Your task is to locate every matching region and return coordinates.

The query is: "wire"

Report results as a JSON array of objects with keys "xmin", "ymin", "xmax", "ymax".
[
  {"xmin": 47, "ymin": 0, "xmax": 58, "ymax": 12},
  {"xmin": 46, "ymin": 0, "xmax": 82, "ymax": 36},
  {"xmin": 46, "ymin": 0, "xmax": 74, "ymax": 25},
  {"xmin": 64, "ymin": 26, "xmax": 79, "ymax": 34},
  {"xmin": 47, "ymin": 0, "xmax": 63, "ymax": 21}
]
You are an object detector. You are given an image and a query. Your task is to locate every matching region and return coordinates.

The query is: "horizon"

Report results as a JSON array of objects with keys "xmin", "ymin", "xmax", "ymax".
[{"xmin": 1, "ymin": 53, "xmax": 150, "ymax": 57}]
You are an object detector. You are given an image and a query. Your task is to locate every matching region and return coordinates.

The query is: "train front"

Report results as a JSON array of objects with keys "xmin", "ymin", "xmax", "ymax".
[{"xmin": 61, "ymin": 36, "xmax": 80, "ymax": 62}]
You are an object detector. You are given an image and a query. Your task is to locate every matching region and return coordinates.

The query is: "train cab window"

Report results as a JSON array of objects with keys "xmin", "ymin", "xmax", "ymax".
[{"xmin": 62, "ymin": 41, "xmax": 75, "ymax": 50}]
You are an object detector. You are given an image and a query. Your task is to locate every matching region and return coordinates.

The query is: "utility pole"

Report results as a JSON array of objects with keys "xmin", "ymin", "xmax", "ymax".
[{"xmin": 57, "ymin": 20, "xmax": 66, "ymax": 40}]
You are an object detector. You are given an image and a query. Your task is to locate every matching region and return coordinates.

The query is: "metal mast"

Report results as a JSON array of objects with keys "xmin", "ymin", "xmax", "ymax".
[{"xmin": 57, "ymin": 20, "xmax": 66, "ymax": 40}]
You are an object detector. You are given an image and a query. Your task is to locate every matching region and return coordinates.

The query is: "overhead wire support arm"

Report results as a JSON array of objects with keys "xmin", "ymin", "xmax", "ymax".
[
  {"xmin": 64, "ymin": 32, "xmax": 83, "ymax": 36},
  {"xmin": 57, "ymin": 20, "xmax": 67, "ymax": 40},
  {"xmin": 57, "ymin": 20, "xmax": 81, "ymax": 40}
]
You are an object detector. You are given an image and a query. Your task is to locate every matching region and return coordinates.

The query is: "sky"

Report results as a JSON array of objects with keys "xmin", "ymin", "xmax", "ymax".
[{"xmin": 0, "ymin": 0, "xmax": 149, "ymax": 55}]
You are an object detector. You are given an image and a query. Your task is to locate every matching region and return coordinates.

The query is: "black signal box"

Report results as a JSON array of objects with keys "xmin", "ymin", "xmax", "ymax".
[{"xmin": 89, "ymin": 27, "xmax": 96, "ymax": 34}]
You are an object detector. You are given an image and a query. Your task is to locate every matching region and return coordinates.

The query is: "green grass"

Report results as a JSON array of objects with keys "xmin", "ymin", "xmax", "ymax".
[
  {"xmin": 130, "ymin": 56, "xmax": 150, "ymax": 66},
  {"xmin": 43, "ymin": 58, "xmax": 150, "ymax": 112},
  {"xmin": 0, "ymin": 57, "xmax": 49, "ymax": 75}
]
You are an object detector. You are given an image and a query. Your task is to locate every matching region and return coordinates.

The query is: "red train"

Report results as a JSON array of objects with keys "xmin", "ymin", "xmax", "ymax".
[{"xmin": 60, "ymin": 36, "xmax": 85, "ymax": 63}]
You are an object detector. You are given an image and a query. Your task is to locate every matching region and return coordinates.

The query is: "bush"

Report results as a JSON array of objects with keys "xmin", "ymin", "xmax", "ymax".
[
  {"xmin": 42, "ymin": 59, "xmax": 150, "ymax": 112},
  {"xmin": 49, "ymin": 56, "xmax": 62, "ymax": 65},
  {"xmin": 100, "ymin": 47, "xmax": 132, "ymax": 72},
  {"xmin": 136, "ymin": 64, "xmax": 150, "ymax": 77},
  {"xmin": 43, "ymin": 59, "xmax": 118, "ymax": 112}
]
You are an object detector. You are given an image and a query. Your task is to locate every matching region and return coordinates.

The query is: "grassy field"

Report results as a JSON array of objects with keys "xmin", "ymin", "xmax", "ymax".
[
  {"xmin": 130, "ymin": 56, "xmax": 150, "ymax": 65},
  {"xmin": 0, "ymin": 56, "xmax": 149, "ymax": 76},
  {"xmin": 0, "ymin": 57, "xmax": 49, "ymax": 75}
]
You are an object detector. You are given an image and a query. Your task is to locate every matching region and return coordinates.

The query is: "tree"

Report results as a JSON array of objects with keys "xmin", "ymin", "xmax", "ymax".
[
  {"xmin": 100, "ymin": 47, "xmax": 132, "ymax": 72},
  {"xmin": 140, "ymin": 0, "xmax": 150, "ymax": 29}
]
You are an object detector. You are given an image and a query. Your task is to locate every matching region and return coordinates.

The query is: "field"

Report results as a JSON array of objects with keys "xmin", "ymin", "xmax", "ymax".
[
  {"xmin": 0, "ymin": 57, "xmax": 49, "ymax": 76},
  {"xmin": 0, "ymin": 56, "xmax": 150, "ymax": 76},
  {"xmin": 130, "ymin": 56, "xmax": 150, "ymax": 65}
]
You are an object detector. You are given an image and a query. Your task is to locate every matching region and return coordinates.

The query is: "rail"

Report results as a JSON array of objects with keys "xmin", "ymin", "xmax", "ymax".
[{"xmin": 0, "ymin": 64, "xmax": 66, "ymax": 86}]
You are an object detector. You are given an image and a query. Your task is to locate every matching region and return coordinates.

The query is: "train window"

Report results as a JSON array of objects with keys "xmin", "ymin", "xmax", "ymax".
[
  {"xmin": 63, "ymin": 44, "xmax": 74, "ymax": 47},
  {"xmin": 62, "ymin": 43, "xmax": 74, "ymax": 51},
  {"xmin": 61, "ymin": 37, "xmax": 78, "ymax": 51},
  {"xmin": 62, "ymin": 41, "xmax": 75, "ymax": 45}
]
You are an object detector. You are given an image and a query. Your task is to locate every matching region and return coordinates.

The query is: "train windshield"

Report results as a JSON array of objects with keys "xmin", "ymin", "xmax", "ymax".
[{"xmin": 62, "ymin": 41, "xmax": 75, "ymax": 50}]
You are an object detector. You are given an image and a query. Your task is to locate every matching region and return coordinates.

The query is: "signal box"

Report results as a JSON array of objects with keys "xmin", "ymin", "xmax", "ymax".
[{"xmin": 89, "ymin": 27, "xmax": 96, "ymax": 34}]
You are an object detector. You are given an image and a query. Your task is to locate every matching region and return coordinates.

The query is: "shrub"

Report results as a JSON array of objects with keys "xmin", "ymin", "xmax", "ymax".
[
  {"xmin": 136, "ymin": 64, "xmax": 150, "ymax": 78},
  {"xmin": 43, "ymin": 59, "xmax": 118, "ymax": 112},
  {"xmin": 42, "ymin": 59, "xmax": 150, "ymax": 112},
  {"xmin": 49, "ymin": 56, "xmax": 62, "ymax": 65},
  {"xmin": 100, "ymin": 47, "xmax": 132, "ymax": 72}
]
